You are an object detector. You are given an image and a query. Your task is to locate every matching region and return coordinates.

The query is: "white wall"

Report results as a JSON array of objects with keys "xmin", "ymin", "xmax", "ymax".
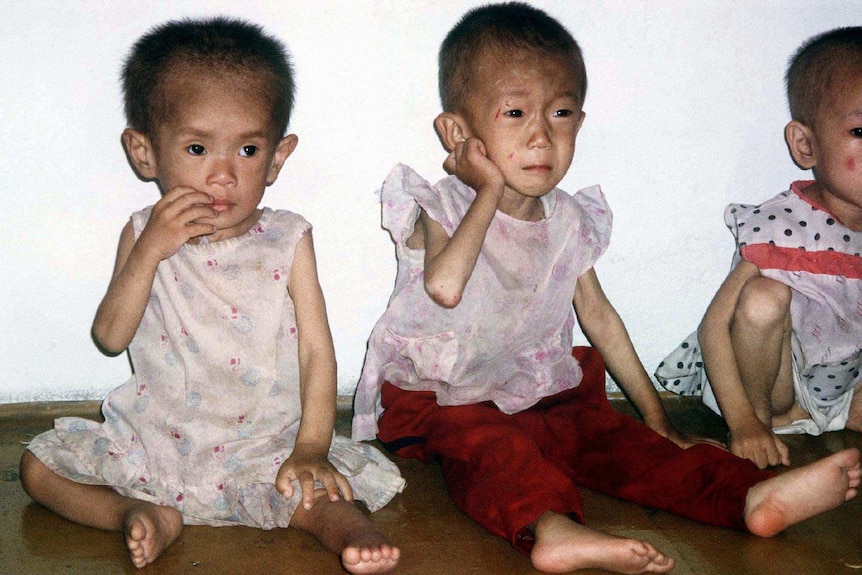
[{"xmin": 0, "ymin": 0, "xmax": 855, "ymax": 403}]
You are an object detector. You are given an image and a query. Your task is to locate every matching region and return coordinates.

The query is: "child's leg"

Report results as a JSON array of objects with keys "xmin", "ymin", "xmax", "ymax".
[
  {"xmin": 20, "ymin": 450, "xmax": 183, "ymax": 568},
  {"xmin": 537, "ymin": 383, "xmax": 860, "ymax": 536},
  {"xmin": 730, "ymin": 276, "xmax": 796, "ymax": 424},
  {"xmin": 288, "ymin": 490, "xmax": 399, "ymax": 574},
  {"xmin": 379, "ymin": 383, "xmax": 675, "ymax": 575},
  {"xmin": 378, "ymin": 382, "xmax": 585, "ymax": 547},
  {"xmin": 744, "ymin": 447, "xmax": 861, "ymax": 537},
  {"xmin": 845, "ymin": 390, "xmax": 862, "ymax": 433},
  {"xmin": 533, "ymin": 383, "xmax": 771, "ymax": 530}
]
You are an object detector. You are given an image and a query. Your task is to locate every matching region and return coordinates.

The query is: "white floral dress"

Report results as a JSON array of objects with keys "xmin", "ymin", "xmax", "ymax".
[{"xmin": 28, "ymin": 207, "xmax": 404, "ymax": 527}]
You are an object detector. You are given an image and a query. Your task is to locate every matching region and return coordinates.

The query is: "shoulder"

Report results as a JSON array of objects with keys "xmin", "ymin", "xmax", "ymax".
[
  {"xmin": 381, "ymin": 164, "xmax": 473, "ymax": 241},
  {"xmin": 724, "ymin": 187, "xmax": 796, "ymax": 228},
  {"xmin": 725, "ymin": 182, "xmax": 858, "ymax": 250},
  {"xmin": 555, "ymin": 185, "xmax": 612, "ymax": 235},
  {"xmin": 253, "ymin": 208, "xmax": 312, "ymax": 243}
]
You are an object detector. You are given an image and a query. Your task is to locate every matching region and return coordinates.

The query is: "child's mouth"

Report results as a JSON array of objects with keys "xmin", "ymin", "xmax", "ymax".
[{"xmin": 212, "ymin": 199, "xmax": 232, "ymax": 212}]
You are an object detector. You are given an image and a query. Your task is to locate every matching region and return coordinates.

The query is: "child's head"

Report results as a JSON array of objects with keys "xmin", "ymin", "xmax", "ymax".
[
  {"xmin": 435, "ymin": 3, "xmax": 587, "ymax": 200},
  {"xmin": 120, "ymin": 17, "xmax": 299, "ymax": 242},
  {"xmin": 784, "ymin": 27, "xmax": 862, "ymax": 216},
  {"xmin": 122, "ymin": 17, "xmax": 295, "ymax": 142},
  {"xmin": 786, "ymin": 27, "xmax": 862, "ymax": 130},
  {"xmin": 438, "ymin": 2, "xmax": 586, "ymax": 115}
]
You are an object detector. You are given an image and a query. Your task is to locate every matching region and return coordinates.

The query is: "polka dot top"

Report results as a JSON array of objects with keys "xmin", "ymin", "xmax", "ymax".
[{"xmin": 725, "ymin": 181, "xmax": 862, "ymax": 402}]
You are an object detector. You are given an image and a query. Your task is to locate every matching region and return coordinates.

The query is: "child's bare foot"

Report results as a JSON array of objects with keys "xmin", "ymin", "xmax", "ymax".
[
  {"xmin": 291, "ymin": 495, "xmax": 399, "ymax": 574},
  {"xmin": 531, "ymin": 512, "xmax": 674, "ymax": 574},
  {"xmin": 123, "ymin": 502, "xmax": 184, "ymax": 568},
  {"xmin": 341, "ymin": 531, "xmax": 401, "ymax": 574},
  {"xmin": 744, "ymin": 448, "xmax": 861, "ymax": 537}
]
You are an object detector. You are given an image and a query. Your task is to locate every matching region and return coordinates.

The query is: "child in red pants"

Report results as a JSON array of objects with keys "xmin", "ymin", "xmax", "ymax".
[{"xmin": 352, "ymin": 4, "xmax": 861, "ymax": 573}]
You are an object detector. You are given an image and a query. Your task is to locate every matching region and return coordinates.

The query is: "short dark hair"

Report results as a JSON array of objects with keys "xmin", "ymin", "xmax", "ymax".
[
  {"xmin": 122, "ymin": 17, "xmax": 295, "ymax": 139},
  {"xmin": 786, "ymin": 26, "xmax": 862, "ymax": 126},
  {"xmin": 438, "ymin": 2, "xmax": 586, "ymax": 113}
]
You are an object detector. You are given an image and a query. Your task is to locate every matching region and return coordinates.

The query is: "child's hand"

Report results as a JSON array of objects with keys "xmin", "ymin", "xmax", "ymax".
[
  {"xmin": 137, "ymin": 186, "xmax": 217, "ymax": 261},
  {"xmin": 728, "ymin": 420, "xmax": 790, "ymax": 469},
  {"xmin": 275, "ymin": 446, "xmax": 354, "ymax": 511},
  {"xmin": 444, "ymin": 137, "xmax": 505, "ymax": 198}
]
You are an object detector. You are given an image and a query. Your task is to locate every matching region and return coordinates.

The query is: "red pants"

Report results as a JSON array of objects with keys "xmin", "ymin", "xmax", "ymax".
[{"xmin": 377, "ymin": 347, "xmax": 773, "ymax": 554}]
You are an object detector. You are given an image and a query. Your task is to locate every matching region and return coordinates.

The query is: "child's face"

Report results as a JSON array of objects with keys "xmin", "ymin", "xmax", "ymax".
[
  {"xmin": 459, "ymin": 49, "xmax": 585, "ymax": 199},
  {"xmin": 133, "ymin": 68, "xmax": 296, "ymax": 242},
  {"xmin": 807, "ymin": 72, "xmax": 862, "ymax": 218}
]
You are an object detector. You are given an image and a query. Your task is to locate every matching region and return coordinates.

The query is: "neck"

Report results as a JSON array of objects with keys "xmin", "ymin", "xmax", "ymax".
[
  {"xmin": 498, "ymin": 190, "xmax": 546, "ymax": 222},
  {"xmin": 802, "ymin": 183, "xmax": 862, "ymax": 232}
]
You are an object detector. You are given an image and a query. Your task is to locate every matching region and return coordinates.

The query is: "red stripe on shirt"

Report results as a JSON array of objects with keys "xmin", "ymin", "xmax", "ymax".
[{"xmin": 741, "ymin": 243, "xmax": 862, "ymax": 279}]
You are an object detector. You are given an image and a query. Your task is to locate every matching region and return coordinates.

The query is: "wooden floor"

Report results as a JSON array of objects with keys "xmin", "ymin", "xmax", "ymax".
[{"xmin": 2, "ymin": 397, "xmax": 861, "ymax": 575}]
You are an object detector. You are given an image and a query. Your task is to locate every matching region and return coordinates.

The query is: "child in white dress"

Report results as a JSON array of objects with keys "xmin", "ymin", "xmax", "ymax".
[{"xmin": 20, "ymin": 17, "xmax": 403, "ymax": 573}]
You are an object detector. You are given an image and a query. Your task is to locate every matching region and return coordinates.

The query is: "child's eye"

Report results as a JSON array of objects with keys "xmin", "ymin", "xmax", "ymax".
[
  {"xmin": 554, "ymin": 109, "xmax": 574, "ymax": 118},
  {"xmin": 505, "ymin": 110, "xmax": 524, "ymax": 118},
  {"xmin": 239, "ymin": 145, "xmax": 259, "ymax": 157},
  {"xmin": 851, "ymin": 128, "xmax": 862, "ymax": 138},
  {"xmin": 187, "ymin": 144, "xmax": 206, "ymax": 155}
]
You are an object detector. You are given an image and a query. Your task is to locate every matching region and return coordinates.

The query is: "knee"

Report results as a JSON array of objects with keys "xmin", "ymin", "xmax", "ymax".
[{"xmin": 734, "ymin": 276, "xmax": 791, "ymax": 331}]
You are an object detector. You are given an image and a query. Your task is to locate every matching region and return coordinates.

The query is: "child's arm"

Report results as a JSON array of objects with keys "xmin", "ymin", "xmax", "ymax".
[
  {"xmin": 573, "ymin": 268, "xmax": 694, "ymax": 448},
  {"xmin": 420, "ymin": 138, "xmax": 505, "ymax": 308},
  {"xmin": 698, "ymin": 261, "xmax": 790, "ymax": 468},
  {"xmin": 275, "ymin": 232, "xmax": 353, "ymax": 511},
  {"xmin": 92, "ymin": 187, "xmax": 216, "ymax": 354}
]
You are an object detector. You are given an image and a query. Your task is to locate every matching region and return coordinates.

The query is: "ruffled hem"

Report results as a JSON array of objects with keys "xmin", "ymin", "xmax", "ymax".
[{"xmin": 27, "ymin": 422, "xmax": 404, "ymax": 528}]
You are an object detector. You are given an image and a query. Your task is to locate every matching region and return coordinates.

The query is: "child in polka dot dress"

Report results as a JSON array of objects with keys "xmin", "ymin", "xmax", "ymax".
[
  {"xmin": 657, "ymin": 27, "xmax": 862, "ymax": 470},
  {"xmin": 19, "ymin": 18, "xmax": 403, "ymax": 573}
]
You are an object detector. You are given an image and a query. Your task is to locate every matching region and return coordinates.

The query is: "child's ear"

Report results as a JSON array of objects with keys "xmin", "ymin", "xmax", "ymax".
[
  {"xmin": 785, "ymin": 120, "xmax": 817, "ymax": 170},
  {"xmin": 434, "ymin": 112, "xmax": 470, "ymax": 152},
  {"xmin": 266, "ymin": 134, "xmax": 298, "ymax": 185},
  {"xmin": 122, "ymin": 129, "xmax": 159, "ymax": 181}
]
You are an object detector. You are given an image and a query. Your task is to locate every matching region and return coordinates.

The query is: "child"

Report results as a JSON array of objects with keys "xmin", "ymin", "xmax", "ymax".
[
  {"xmin": 19, "ymin": 17, "xmax": 404, "ymax": 573},
  {"xmin": 352, "ymin": 5, "xmax": 861, "ymax": 574},
  {"xmin": 656, "ymin": 27, "xmax": 862, "ymax": 470}
]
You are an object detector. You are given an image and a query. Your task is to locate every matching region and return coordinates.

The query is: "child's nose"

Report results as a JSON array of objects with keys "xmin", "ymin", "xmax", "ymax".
[
  {"xmin": 527, "ymin": 118, "xmax": 551, "ymax": 148},
  {"xmin": 207, "ymin": 156, "xmax": 237, "ymax": 186}
]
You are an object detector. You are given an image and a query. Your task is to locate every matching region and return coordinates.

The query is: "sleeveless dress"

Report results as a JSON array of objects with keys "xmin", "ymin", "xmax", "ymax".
[
  {"xmin": 352, "ymin": 164, "xmax": 612, "ymax": 440},
  {"xmin": 656, "ymin": 182, "xmax": 862, "ymax": 434},
  {"xmin": 28, "ymin": 207, "xmax": 404, "ymax": 527}
]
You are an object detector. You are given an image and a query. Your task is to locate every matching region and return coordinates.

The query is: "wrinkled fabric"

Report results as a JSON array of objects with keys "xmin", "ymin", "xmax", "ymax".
[
  {"xmin": 352, "ymin": 164, "xmax": 612, "ymax": 440},
  {"xmin": 657, "ymin": 182, "xmax": 862, "ymax": 434},
  {"xmin": 28, "ymin": 207, "xmax": 404, "ymax": 527},
  {"xmin": 378, "ymin": 347, "xmax": 772, "ymax": 555}
]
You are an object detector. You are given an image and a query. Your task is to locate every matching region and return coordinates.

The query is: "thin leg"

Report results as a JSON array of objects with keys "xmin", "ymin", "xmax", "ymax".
[{"xmin": 20, "ymin": 450, "xmax": 183, "ymax": 568}]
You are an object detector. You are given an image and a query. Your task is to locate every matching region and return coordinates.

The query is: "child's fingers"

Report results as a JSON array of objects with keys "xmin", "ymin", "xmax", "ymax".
[
  {"xmin": 335, "ymin": 473, "xmax": 354, "ymax": 502},
  {"xmin": 319, "ymin": 473, "xmax": 342, "ymax": 502},
  {"xmin": 774, "ymin": 436, "xmax": 791, "ymax": 467},
  {"xmin": 462, "ymin": 137, "xmax": 487, "ymax": 159},
  {"xmin": 160, "ymin": 186, "xmax": 212, "ymax": 206},
  {"xmin": 443, "ymin": 150, "xmax": 457, "ymax": 174},
  {"xmin": 274, "ymin": 472, "xmax": 294, "ymax": 498},
  {"xmin": 299, "ymin": 473, "xmax": 316, "ymax": 510}
]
